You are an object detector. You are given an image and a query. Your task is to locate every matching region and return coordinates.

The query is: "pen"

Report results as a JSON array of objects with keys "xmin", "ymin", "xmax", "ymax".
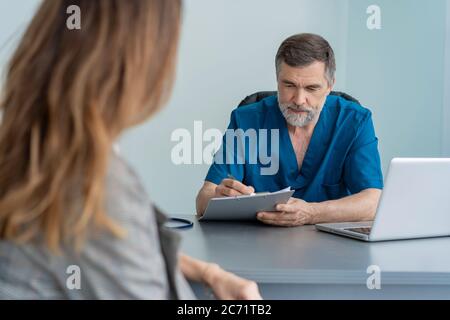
[{"xmin": 226, "ymin": 174, "xmax": 269, "ymax": 196}]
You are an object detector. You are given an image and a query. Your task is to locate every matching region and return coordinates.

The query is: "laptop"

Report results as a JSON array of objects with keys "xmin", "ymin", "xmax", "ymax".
[{"xmin": 316, "ymin": 158, "xmax": 450, "ymax": 241}]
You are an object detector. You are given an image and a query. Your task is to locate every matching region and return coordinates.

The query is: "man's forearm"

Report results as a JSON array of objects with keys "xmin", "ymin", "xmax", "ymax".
[
  {"xmin": 311, "ymin": 188, "xmax": 381, "ymax": 224},
  {"xmin": 196, "ymin": 184, "xmax": 216, "ymax": 216}
]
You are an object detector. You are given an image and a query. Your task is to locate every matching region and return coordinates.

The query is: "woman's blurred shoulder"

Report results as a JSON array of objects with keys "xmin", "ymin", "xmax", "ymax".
[{"xmin": 105, "ymin": 149, "xmax": 155, "ymax": 224}]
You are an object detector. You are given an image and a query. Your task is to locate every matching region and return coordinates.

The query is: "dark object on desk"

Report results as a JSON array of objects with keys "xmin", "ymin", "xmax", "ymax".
[{"xmin": 165, "ymin": 217, "xmax": 194, "ymax": 229}]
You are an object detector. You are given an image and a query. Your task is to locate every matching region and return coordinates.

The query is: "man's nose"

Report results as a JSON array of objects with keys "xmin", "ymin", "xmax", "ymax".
[{"xmin": 293, "ymin": 89, "xmax": 307, "ymax": 106}]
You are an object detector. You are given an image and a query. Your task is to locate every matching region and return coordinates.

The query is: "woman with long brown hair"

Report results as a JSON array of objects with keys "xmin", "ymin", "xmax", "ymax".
[{"xmin": 0, "ymin": 0, "xmax": 261, "ymax": 299}]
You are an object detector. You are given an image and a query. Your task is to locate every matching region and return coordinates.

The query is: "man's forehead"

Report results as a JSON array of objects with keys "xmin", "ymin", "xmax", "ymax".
[{"xmin": 278, "ymin": 61, "xmax": 327, "ymax": 83}]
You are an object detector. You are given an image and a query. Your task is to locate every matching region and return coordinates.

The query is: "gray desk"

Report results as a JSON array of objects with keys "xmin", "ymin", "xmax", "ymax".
[{"xmin": 176, "ymin": 215, "xmax": 450, "ymax": 299}]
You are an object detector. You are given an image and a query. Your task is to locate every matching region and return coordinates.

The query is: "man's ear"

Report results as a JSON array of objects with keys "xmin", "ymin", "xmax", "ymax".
[{"xmin": 327, "ymin": 78, "xmax": 336, "ymax": 94}]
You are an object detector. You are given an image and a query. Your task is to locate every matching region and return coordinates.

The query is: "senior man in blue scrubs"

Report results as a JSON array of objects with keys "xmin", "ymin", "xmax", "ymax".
[{"xmin": 196, "ymin": 33, "xmax": 383, "ymax": 226}]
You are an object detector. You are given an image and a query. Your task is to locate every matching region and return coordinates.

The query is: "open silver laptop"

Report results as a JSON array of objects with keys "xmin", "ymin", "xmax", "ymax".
[{"xmin": 316, "ymin": 158, "xmax": 450, "ymax": 241}]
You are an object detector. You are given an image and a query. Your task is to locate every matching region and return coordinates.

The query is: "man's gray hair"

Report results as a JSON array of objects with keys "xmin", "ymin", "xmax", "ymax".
[{"xmin": 275, "ymin": 33, "xmax": 336, "ymax": 85}]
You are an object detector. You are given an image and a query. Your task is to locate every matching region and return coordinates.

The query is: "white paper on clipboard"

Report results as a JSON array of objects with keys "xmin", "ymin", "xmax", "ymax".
[{"xmin": 199, "ymin": 187, "xmax": 294, "ymax": 221}]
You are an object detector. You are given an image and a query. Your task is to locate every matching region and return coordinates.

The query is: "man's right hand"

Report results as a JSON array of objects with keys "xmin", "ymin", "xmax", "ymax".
[
  {"xmin": 196, "ymin": 179, "xmax": 255, "ymax": 216},
  {"xmin": 214, "ymin": 178, "xmax": 255, "ymax": 197}
]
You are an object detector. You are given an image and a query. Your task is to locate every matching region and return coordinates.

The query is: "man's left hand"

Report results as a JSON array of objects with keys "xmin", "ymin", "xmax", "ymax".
[{"xmin": 257, "ymin": 197, "xmax": 316, "ymax": 227}]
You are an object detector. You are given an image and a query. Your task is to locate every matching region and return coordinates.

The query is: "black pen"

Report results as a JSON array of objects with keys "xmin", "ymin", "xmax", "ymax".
[{"xmin": 226, "ymin": 174, "xmax": 269, "ymax": 196}]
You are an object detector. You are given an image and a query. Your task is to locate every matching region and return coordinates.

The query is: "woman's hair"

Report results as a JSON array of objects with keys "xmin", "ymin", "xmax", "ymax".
[{"xmin": 0, "ymin": 0, "xmax": 181, "ymax": 252}]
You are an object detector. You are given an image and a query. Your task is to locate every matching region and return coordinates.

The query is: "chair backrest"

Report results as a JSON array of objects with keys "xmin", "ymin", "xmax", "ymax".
[{"xmin": 237, "ymin": 90, "xmax": 360, "ymax": 107}]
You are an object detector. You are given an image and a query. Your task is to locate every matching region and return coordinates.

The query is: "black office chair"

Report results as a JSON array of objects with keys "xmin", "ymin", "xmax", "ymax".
[{"xmin": 237, "ymin": 90, "xmax": 360, "ymax": 107}]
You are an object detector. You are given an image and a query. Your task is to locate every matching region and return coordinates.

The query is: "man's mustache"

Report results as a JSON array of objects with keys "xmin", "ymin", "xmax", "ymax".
[{"xmin": 284, "ymin": 104, "xmax": 313, "ymax": 113}]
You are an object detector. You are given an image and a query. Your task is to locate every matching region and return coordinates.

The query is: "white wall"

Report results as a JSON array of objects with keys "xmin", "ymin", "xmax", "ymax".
[
  {"xmin": 443, "ymin": 0, "xmax": 450, "ymax": 156},
  {"xmin": 0, "ymin": 0, "xmax": 40, "ymax": 82},
  {"xmin": 346, "ymin": 0, "xmax": 448, "ymax": 173}
]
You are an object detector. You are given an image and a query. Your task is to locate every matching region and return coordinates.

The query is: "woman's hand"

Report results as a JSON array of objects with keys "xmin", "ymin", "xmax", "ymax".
[{"xmin": 202, "ymin": 263, "xmax": 262, "ymax": 300}]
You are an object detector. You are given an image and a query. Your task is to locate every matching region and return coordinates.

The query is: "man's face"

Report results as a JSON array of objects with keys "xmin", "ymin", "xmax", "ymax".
[{"xmin": 277, "ymin": 61, "xmax": 333, "ymax": 127}]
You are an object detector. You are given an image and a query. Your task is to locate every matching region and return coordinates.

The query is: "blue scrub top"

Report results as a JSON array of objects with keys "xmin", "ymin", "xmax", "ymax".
[{"xmin": 205, "ymin": 94, "xmax": 383, "ymax": 202}]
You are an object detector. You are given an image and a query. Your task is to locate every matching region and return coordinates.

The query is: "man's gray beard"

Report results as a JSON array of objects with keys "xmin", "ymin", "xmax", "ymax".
[{"xmin": 279, "ymin": 103, "xmax": 318, "ymax": 127}]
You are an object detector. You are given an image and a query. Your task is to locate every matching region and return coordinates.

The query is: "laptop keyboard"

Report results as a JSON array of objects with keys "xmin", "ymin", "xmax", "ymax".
[{"xmin": 344, "ymin": 227, "xmax": 372, "ymax": 235}]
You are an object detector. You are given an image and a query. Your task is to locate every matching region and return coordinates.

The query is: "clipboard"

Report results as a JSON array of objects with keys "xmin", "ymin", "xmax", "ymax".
[{"xmin": 199, "ymin": 188, "xmax": 295, "ymax": 221}]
